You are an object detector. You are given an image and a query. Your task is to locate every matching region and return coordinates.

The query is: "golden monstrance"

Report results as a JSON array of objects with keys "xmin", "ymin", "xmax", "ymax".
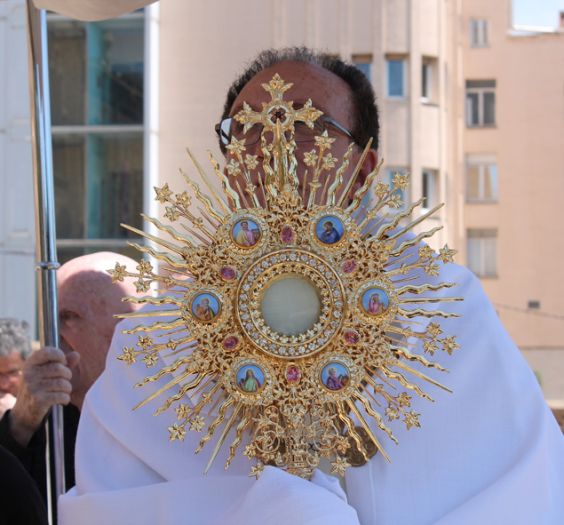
[{"xmin": 110, "ymin": 74, "xmax": 461, "ymax": 479}]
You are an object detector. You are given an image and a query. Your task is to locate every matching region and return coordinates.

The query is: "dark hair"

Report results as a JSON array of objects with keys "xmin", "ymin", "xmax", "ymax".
[{"xmin": 220, "ymin": 47, "xmax": 379, "ymax": 153}]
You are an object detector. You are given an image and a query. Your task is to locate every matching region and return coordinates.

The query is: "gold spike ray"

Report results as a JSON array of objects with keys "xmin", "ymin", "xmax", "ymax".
[
  {"xmin": 204, "ymin": 402, "xmax": 243, "ymax": 474},
  {"xmin": 184, "ymin": 147, "xmax": 230, "ymax": 216},
  {"xmin": 345, "ymin": 400, "xmax": 391, "ymax": 463}
]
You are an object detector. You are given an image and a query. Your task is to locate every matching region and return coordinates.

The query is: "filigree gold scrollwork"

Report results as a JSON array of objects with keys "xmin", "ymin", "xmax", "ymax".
[{"xmin": 112, "ymin": 74, "xmax": 462, "ymax": 479}]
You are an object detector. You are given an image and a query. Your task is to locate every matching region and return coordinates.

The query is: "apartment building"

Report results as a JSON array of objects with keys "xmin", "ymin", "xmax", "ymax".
[{"xmin": 1, "ymin": 0, "xmax": 562, "ymax": 406}]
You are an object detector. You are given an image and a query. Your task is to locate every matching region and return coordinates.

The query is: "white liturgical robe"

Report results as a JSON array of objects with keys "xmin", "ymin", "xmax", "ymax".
[{"xmin": 59, "ymin": 262, "xmax": 564, "ymax": 524}]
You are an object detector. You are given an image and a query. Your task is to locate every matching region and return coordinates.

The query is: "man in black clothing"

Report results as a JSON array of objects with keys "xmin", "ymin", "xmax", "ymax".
[
  {"xmin": 0, "ymin": 444, "xmax": 48, "ymax": 525},
  {"xmin": 0, "ymin": 252, "xmax": 141, "ymax": 500}
]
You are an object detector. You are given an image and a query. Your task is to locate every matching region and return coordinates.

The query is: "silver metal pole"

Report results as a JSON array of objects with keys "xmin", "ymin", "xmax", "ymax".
[{"xmin": 25, "ymin": 2, "xmax": 66, "ymax": 523}]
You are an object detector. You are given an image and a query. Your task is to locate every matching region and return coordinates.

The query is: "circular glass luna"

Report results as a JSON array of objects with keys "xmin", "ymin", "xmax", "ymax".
[
  {"xmin": 260, "ymin": 276, "xmax": 321, "ymax": 336},
  {"xmin": 236, "ymin": 249, "xmax": 345, "ymax": 359}
]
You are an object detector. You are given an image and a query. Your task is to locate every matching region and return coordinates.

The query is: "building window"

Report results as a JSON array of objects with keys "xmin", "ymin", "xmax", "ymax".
[
  {"xmin": 467, "ymin": 229, "xmax": 497, "ymax": 277},
  {"xmin": 421, "ymin": 57, "xmax": 437, "ymax": 103},
  {"xmin": 385, "ymin": 167, "xmax": 409, "ymax": 211},
  {"xmin": 466, "ymin": 155, "xmax": 498, "ymax": 202},
  {"xmin": 352, "ymin": 54, "xmax": 372, "ymax": 81},
  {"xmin": 466, "ymin": 80, "xmax": 496, "ymax": 127},
  {"xmin": 387, "ymin": 57, "xmax": 406, "ymax": 98},
  {"xmin": 470, "ymin": 18, "xmax": 489, "ymax": 47},
  {"xmin": 48, "ymin": 13, "xmax": 145, "ymax": 263},
  {"xmin": 422, "ymin": 169, "xmax": 439, "ymax": 210}
]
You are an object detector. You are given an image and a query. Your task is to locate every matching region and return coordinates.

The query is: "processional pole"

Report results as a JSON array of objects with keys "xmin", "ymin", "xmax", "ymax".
[{"xmin": 25, "ymin": 1, "xmax": 66, "ymax": 523}]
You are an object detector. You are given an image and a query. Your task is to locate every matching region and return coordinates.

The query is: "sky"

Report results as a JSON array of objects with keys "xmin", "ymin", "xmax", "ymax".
[{"xmin": 512, "ymin": 0, "xmax": 564, "ymax": 27}]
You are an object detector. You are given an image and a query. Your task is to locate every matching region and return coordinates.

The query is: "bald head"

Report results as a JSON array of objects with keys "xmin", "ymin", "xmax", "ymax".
[{"xmin": 57, "ymin": 252, "xmax": 142, "ymax": 408}]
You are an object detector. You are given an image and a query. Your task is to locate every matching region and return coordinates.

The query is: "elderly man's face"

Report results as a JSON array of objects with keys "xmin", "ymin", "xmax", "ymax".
[
  {"xmin": 56, "ymin": 254, "xmax": 140, "ymax": 409},
  {"xmin": 0, "ymin": 351, "xmax": 24, "ymax": 397},
  {"xmin": 58, "ymin": 272, "xmax": 118, "ymax": 408},
  {"xmin": 227, "ymin": 61, "xmax": 376, "ymax": 203}
]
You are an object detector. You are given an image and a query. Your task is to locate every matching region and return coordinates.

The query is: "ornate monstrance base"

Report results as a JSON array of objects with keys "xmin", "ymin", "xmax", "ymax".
[{"xmin": 111, "ymin": 74, "xmax": 461, "ymax": 479}]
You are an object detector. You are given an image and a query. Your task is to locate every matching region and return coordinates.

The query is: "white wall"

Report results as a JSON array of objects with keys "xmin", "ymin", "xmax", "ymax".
[{"xmin": 0, "ymin": 0, "xmax": 37, "ymax": 333}]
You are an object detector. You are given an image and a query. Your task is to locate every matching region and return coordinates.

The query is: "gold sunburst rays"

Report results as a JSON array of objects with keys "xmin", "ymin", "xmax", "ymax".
[{"xmin": 112, "ymin": 73, "xmax": 462, "ymax": 479}]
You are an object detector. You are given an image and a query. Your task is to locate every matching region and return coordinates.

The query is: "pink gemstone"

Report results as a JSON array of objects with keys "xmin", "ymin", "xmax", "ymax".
[
  {"xmin": 342, "ymin": 259, "xmax": 358, "ymax": 274},
  {"xmin": 222, "ymin": 335, "xmax": 239, "ymax": 351},
  {"xmin": 286, "ymin": 365, "xmax": 301, "ymax": 383},
  {"xmin": 343, "ymin": 330, "xmax": 360, "ymax": 345},
  {"xmin": 280, "ymin": 225, "xmax": 295, "ymax": 244},
  {"xmin": 220, "ymin": 266, "xmax": 237, "ymax": 281}
]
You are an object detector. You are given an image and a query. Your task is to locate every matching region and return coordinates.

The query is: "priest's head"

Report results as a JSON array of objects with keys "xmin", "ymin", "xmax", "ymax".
[
  {"xmin": 57, "ymin": 251, "xmax": 142, "ymax": 408},
  {"xmin": 217, "ymin": 47, "xmax": 379, "ymax": 202}
]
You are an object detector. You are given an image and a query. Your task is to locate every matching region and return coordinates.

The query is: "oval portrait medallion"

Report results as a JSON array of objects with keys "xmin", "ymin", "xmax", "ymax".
[
  {"xmin": 320, "ymin": 361, "xmax": 350, "ymax": 392},
  {"xmin": 360, "ymin": 287, "xmax": 389, "ymax": 317},
  {"xmin": 231, "ymin": 218, "xmax": 262, "ymax": 248},
  {"xmin": 315, "ymin": 215, "xmax": 345, "ymax": 246},
  {"xmin": 190, "ymin": 291, "xmax": 221, "ymax": 323},
  {"xmin": 236, "ymin": 363, "xmax": 265, "ymax": 394}
]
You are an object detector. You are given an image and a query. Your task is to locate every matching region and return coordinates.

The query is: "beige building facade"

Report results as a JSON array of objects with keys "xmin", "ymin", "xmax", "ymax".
[
  {"xmin": 158, "ymin": 0, "xmax": 458, "ymax": 255},
  {"xmin": 459, "ymin": 1, "xmax": 564, "ymax": 403},
  {"xmin": 1, "ymin": 0, "xmax": 562, "ymax": 404},
  {"xmin": 155, "ymin": 0, "xmax": 564, "ymax": 402}
]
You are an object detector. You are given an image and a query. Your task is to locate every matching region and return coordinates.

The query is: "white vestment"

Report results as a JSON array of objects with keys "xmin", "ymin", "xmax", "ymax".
[{"xmin": 59, "ymin": 262, "xmax": 564, "ymax": 524}]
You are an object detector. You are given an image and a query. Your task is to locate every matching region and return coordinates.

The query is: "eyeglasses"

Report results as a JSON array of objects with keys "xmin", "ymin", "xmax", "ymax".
[
  {"xmin": 0, "ymin": 368, "xmax": 22, "ymax": 380},
  {"xmin": 215, "ymin": 114, "xmax": 355, "ymax": 148}
]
